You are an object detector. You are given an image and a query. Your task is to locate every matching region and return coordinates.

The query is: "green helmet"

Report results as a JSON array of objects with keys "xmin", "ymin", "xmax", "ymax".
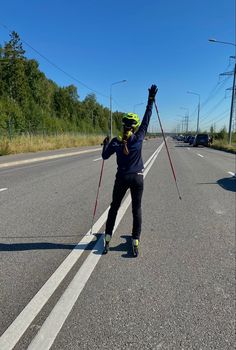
[{"xmin": 122, "ymin": 113, "xmax": 141, "ymax": 131}]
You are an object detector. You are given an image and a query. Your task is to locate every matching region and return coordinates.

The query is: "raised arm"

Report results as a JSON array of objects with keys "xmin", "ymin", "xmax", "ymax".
[{"xmin": 135, "ymin": 84, "xmax": 158, "ymax": 140}]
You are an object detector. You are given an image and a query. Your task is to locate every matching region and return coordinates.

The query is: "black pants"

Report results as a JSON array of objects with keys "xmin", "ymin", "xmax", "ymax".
[{"xmin": 105, "ymin": 173, "xmax": 144, "ymax": 239}]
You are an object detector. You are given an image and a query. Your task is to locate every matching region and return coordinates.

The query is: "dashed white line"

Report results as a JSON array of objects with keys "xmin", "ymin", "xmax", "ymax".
[
  {"xmin": 93, "ymin": 157, "xmax": 102, "ymax": 162},
  {"xmin": 27, "ymin": 142, "xmax": 164, "ymax": 350},
  {"xmin": 197, "ymin": 153, "xmax": 204, "ymax": 158},
  {"xmin": 0, "ymin": 142, "xmax": 164, "ymax": 350},
  {"xmin": 228, "ymin": 171, "xmax": 235, "ymax": 177},
  {"xmin": 0, "ymin": 188, "xmax": 8, "ymax": 192}
]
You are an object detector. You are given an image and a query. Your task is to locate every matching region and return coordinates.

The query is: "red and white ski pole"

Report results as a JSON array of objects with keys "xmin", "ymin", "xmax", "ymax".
[
  {"xmin": 154, "ymin": 99, "xmax": 182, "ymax": 200},
  {"xmin": 90, "ymin": 158, "xmax": 105, "ymax": 234}
]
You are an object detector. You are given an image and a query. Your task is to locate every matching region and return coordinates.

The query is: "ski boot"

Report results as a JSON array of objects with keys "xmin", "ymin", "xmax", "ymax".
[
  {"xmin": 103, "ymin": 234, "xmax": 111, "ymax": 254},
  {"xmin": 132, "ymin": 238, "xmax": 139, "ymax": 257}
]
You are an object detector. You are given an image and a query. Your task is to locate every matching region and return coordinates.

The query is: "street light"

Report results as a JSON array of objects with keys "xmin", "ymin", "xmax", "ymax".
[
  {"xmin": 133, "ymin": 102, "xmax": 144, "ymax": 113},
  {"xmin": 208, "ymin": 38, "xmax": 236, "ymax": 144},
  {"xmin": 208, "ymin": 38, "xmax": 236, "ymax": 47},
  {"xmin": 187, "ymin": 91, "xmax": 201, "ymax": 133},
  {"xmin": 110, "ymin": 80, "xmax": 127, "ymax": 138}
]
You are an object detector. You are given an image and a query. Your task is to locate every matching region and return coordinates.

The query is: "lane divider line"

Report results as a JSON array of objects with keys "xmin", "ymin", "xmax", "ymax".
[
  {"xmin": 0, "ymin": 142, "xmax": 164, "ymax": 350},
  {"xmin": 228, "ymin": 172, "xmax": 235, "ymax": 177},
  {"xmin": 197, "ymin": 153, "xmax": 204, "ymax": 158},
  {"xmin": 0, "ymin": 188, "xmax": 8, "ymax": 192},
  {"xmin": 0, "ymin": 148, "xmax": 101, "ymax": 169},
  {"xmin": 27, "ymin": 142, "xmax": 164, "ymax": 350}
]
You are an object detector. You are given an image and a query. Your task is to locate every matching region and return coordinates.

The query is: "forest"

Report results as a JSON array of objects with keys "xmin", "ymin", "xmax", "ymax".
[{"xmin": 0, "ymin": 31, "xmax": 123, "ymax": 138}]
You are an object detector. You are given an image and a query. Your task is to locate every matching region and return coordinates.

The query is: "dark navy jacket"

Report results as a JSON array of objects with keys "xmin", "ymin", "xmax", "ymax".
[{"xmin": 102, "ymin": 101, "xmax": 153, "ymax": 175}]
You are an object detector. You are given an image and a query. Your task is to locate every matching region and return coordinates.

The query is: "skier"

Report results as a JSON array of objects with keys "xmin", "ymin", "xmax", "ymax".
[{"xmin": 101, "ymin": 84, "xmax": 158, "ymax": 257}]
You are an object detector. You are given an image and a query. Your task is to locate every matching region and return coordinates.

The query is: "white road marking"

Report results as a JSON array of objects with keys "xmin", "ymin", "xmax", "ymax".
[
  {"xmin": 28, "ymin": 142, "xmax": 164, "ymax": 350},
  {"xmin": 0, "ymin": 188, "xmax": 8, "ymax": 192},
  {"xmin": 93, "ymin": 157, "xmax": 102, "ymax": 162},
  {"xmin": 0, "ymin": 148, "xmax": 101, "ymax": 169},
  {"xmin": 187, "ymin": 147, "xmax": 190, "ymax": 150},
  {"xmin": 228, "ymin": 172, "xmax": 235, "ymax": 177},
  {"xmin": 197, "ymin": 153, "xmax": 204, "ymax": 158},
  {"xmin": 0, "ymin": 142, "xmax": 164, "ymax": 350}
]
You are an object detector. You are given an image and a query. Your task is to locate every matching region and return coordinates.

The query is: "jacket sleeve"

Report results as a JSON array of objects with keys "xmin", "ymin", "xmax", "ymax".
[
  {"xmin": 135, "ymin": 100, "xmax": 153, "ymax": 140},
  {"xmin": 102, "ymin": 138, "xmax": 116, "ymax": 159}
]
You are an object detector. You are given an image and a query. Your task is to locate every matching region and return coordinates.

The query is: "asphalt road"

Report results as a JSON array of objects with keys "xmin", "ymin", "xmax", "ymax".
[{"xmin": 0, "ymin": 139, "xmax": 235, "ymax": 350}]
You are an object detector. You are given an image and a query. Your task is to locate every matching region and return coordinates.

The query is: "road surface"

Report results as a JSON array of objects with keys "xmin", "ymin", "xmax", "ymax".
[{"xmin": 0, "ymin": 139, "xmax": 235, "ymax": 349}]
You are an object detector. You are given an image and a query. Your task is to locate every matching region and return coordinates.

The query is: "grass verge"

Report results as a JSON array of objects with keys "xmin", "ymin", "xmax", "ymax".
[
  {"xmin": 0, "ymin": 134, "xmax": 104, "ymax": 156},
  {"xmin": 210, "ymin": 140, "xmax": 236, "ymax": 154}
]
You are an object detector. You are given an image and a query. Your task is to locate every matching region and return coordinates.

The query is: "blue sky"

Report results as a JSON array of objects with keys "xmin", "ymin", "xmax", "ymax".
[{"xmin": 0, "ymin": 0, "xmax": 235, "ymax": 132}]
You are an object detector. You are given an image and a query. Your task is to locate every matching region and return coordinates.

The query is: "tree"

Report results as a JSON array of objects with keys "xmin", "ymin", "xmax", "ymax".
[{"xmin": 0, "ymin": 32, "xmax": 123, "ymax": 137}]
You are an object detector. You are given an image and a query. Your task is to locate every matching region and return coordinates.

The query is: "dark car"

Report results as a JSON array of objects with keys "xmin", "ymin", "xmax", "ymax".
[
  {"xmin": 189, "ymin": 136, "xmax": 195, "ymax": 145},
  {"xmin": 193, "ymin": 134, "xmax": 210, "ymax": 147}
]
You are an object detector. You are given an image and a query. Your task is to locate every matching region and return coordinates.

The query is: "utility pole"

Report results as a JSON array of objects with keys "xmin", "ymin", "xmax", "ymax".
[
  {"xmin": 209, "ymin": 39, "xmax": 236, "ymax": 144},
  {"xmin": 110, "ymin": 80, "xmax": 127, "ymax": 138},
  {"xmin": 187, "ymin": 91, "xmax": 201, "ymax": 133},
  {"xmin": 219, "ymin": 64, "xmax": 236, "ymax": 144},
  {"xmin": 228, "ymin": 62, "xmax": 236, "ymax": 144}
]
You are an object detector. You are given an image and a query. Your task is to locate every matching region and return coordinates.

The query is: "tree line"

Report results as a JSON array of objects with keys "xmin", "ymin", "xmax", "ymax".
[{"xmin": 0, "ymin": 31, "xmax": 123, "ymax": 138}]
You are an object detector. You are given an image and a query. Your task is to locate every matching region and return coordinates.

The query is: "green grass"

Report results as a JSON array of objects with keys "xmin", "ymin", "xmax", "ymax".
[
  {"xmin": 0, "ymin": 134, "xmax": 104, "ymax": 156},
  {"xmin": 211, "ymin": 140, "xmax": 236, "ymax": 154}
]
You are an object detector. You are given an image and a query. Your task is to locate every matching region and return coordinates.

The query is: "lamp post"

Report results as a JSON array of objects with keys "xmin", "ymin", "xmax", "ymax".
[
  {"xmin": 209, "ymin": 38, "xmax": 236, "ymax": 144},
  {"xmin": 110, "ymin": 80, "xmax": 127, "ymax": 138},
  {"xmin": 133, "ymin": 102, "xmax": 144, "ymax": 113},
  {"xmin": 187, "ymin": 91, "xmax": 201, "ymax": 133}
]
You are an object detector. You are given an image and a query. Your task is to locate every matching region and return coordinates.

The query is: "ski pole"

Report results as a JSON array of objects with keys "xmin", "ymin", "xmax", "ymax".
[
  {"xmin": 90, "ymin": 158, "xmax": 105, "ymax": 234},
  {"xmin": 154, "ymin": 99, "xmax": 182, "ymax": 200}
]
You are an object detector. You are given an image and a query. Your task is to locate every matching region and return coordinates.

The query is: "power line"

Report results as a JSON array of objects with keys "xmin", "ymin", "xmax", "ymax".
[
  {"xmin": 0, "ymin": 22, "xmax": 109, "ymax": 99},
  {"xmin": 200, "ymin": 109, "xmax": 229, "ymax": 127},
  {"xmin": 200, "ymin": 75, "xmax": 232, "ymax": 111},
  {"xmin": 200, "ymin": 96, "xmax": 226, "ymax": 121}
]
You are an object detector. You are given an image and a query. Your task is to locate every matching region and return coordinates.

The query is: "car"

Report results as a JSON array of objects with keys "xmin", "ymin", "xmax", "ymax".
[
  {"xmin": 189, "ymin": 136, "xmax": 195, "ymax": 145},
  {"xmin": 193, "ymin": 134, "xmax": 210, "ymax": 147}
]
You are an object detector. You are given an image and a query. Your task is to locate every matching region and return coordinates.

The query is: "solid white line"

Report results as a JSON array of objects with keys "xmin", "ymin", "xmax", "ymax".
[
  {"xmin": 28, "ymin": 142, "xmax": 164, "ymax": 350},
  {"xmin": 0, "ymin": 148, "xmax": 101, "ymax": 169},
  {"xmin": 0, "ymin": 142, "xmax": 164, "ymax": 350},
  {"xmin": 228, "ymin": 172, "xmax": 235, "ymax": 177},
  {"xmin": 93, "ymin": 157, "xmax": 102, "ymax": 162},
  {"xmin": 0, "ymin": 188, "xmax": 8, "ymax": 192},
  {"xmin": 197, "ymin": 153, "xmax": 204, "ymax": 158}
]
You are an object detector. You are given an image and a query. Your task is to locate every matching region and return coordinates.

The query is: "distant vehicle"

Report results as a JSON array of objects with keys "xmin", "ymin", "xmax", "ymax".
[
  {"xmin": 193, "ymin": 134, "xmax": 210, "ymax": 147},
  {"xmin": 184, "ymin": 135, "xmax": 192, "ymax": 143},
  {"xmin": 189, "ymin": 136, "xmax": 195, "ymax": 145},
  {"xmin": 176, "ymin": 135, "xmax": 184, "ymax": 141}
]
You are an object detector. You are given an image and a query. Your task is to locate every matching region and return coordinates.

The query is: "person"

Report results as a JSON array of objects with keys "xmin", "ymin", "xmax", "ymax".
[{"xmin": 101, "ymin": 84, "xmax": 158, "ymax": 257}]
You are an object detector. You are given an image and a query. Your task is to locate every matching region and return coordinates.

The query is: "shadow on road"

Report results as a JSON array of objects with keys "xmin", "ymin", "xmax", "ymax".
[
  {"xmin": 174, "ymin": 144, "xmax": 192, "ymax": 147},
  {"xmin": 0, "ymin": 242, "xmax": 77, "ymax": 251},
  {"xmin": 109, "ymin": 235, "xmax": 134, "ymax": 258},
  {"xmin": 197, "ymin": 176, "xmax": 236, "ymax": 192},
  {"xmin": 217, "ymin": 177, "xmax": 236, "ymax": 192},
  {"xmin": 0, "ymin": 233, "xmax": 103, "ymax": 252}
]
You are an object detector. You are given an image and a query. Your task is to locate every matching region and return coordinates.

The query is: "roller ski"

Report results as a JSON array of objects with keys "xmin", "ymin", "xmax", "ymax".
[
  {"xmin": 103, "ymin": 234, "xmax": 111, "ymax": 254},
  {"xmin": 132, "ymin": 239, "xmax": 139, "ymax": 257}
]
